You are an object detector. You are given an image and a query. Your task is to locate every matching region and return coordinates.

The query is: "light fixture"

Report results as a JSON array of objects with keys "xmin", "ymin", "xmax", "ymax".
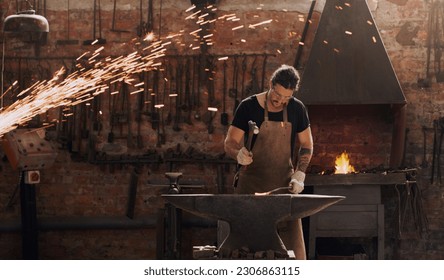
[{"xmin": 3, "ymin": 9, "xmax": 49, "ymax": 33}]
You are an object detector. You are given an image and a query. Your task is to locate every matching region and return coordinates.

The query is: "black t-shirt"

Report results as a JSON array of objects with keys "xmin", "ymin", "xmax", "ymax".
[{"xmin": 231, "ymin": 95, "xmax": 310, "ymax": 156}]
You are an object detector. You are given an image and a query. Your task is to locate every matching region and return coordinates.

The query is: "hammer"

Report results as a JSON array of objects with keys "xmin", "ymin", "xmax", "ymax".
[
  {"xmin": 246, "ymin": 120, "xmax": 259, "ymax": 152},
  {"xmin": 233, "ymin": 121, "xmax": 259, "ymax": 188}
]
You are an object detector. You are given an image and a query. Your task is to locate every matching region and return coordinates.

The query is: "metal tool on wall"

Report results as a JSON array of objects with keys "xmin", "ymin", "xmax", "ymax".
[
  {"xmin": 151, "ymin": 69, "xmax": 160, "ymax": 130},
  {"xmin": 426, "ymin": 0, "xmax": 444, "ymax": 83},
  {"xmin": 194, "ymin": 55, "xmax": 202, "ymax": 121},
  {"xmin": 173, "ymin": 58, "xmax": 182, "ymax": 132},
  {"xmin": 229, "ymin": 56, "xmax": 239, "ymax": 114},
  {"xmin": 261, "ymin": 54, "xmax": 268, "ymax": 91},
  {"xmin": 220, "ymin": 60, "xmax": 228, "ymax": 126},
  {"xmin": 135, "ymin": 73, "xmax": 145, "ymax": 149},
  {"xmin": 166, "ymin": 62, "xmax": 174, "ymax": 125},
  {"xmin": 240, "ymin": 55, "xmax": 247, "ymax": 100},
  {"xmin": 126, "ymin": 166, "xmax": 141, "ymax": 219},
  {"xmin": 126, "ymin": 82, "xmax": 134, "ymax": 148},
  {"xmin": 431, "ymin": 117, "xmax": 444, "ymax": 184},
  {"xmin": 206, "ymin": 57, "xmax": 217, "ymax": 134},
  {"xmin": 190, "ymin": 57, "xmax": 197, "ymax": 121},
  {"xmin": 107, "ymin": 82, "xmax": 117, "ymax": 143},
  {"xmin": 111, "ymin": 0, "xmax": 130, "ymax": 33},
  {"xmin": 157, "ymin": 67, "xmax": 167, "ymax": 146},
  {"xmin": 421, "ymin": 126, "xmax": 428, "ymax": 168},
  {"xmin": 138, "ymin": 0, "xmax": 154, "ymax": 37},
  {"xmin": 57, "ymin": 0, "xmax": 79, "ymax": 45},
  {"xmin": 182, "ymin": 58, "xmax": 193, "ymax": 125},
  {"xmin": 245, "ymin": 55, "xmax": 260, "ymax": 97},
  {"xmin": 83, "ymin": 0, "xmax": 106, "ymax": 45}
]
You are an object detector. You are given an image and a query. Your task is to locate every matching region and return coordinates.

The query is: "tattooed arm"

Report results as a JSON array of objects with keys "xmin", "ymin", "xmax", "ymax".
[
  {"xmin": 289, "ymin": 126, "xmax": 313, "ymax": 194},
  {"xmin": 295, "ymin": 127, "xmax": 313, "ymax": 172}
]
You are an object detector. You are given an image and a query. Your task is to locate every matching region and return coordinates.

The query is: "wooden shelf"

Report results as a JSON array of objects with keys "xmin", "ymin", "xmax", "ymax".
[{"xmin": 306, "ymin": 173, "xmax": 407, "ymax": 186}]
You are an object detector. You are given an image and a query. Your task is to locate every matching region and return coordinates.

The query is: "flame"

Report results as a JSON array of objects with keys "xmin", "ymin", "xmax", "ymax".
[{"xmin": 334, "ymin": 151, "xmax": 355, "ymax": 174}]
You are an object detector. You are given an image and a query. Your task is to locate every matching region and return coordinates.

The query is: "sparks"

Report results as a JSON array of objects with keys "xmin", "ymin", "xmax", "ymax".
[{"xmin": 248, "ymin": 19, "xmax": 273, "ymax": 29}]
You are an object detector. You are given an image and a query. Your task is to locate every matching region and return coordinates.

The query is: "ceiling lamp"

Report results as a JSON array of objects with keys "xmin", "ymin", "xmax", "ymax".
[{"xmin": 3, "ymin": 9, "xmax": 49, "ymax": 33}]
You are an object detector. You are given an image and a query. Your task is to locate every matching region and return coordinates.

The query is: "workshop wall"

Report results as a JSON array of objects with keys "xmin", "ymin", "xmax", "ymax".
[{"xmin": 0, "ymin": 0, "xmax": 443, "ymax": 260}]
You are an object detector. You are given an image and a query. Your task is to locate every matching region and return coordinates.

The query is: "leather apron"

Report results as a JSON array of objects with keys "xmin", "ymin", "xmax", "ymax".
[
  {"xmin": 234, "ymin": 93, "xmax": 306, "ymax": 259},
  {"xmin": 235, "ymin": 93, "xmax": 293, "ymax": 194}
]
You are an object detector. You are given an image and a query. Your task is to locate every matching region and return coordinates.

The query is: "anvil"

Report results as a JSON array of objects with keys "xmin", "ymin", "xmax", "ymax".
[{"xmin": 162, "ymin": 194, "xmax": 344, "ymax": 254}]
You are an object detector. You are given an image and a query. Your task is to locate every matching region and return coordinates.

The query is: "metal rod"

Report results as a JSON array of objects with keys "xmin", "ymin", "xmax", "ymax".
[{"xmin": 0, "ymin": 215, "xmax": 215, "ymax": 232}]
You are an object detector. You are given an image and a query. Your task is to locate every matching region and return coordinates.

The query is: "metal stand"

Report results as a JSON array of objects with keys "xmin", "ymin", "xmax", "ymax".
[
  {"xmin": 20, "ymin": 172, "xmax": 39, "ymax": 259},
  {"xmin": 157, "ymin": 172, "xmax": 183, "ymax": 259}
]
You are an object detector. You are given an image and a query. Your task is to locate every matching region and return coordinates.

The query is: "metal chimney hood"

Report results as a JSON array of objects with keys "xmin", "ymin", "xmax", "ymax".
[{"xmin": 298, "ymin": 0, "xmax": 406, "ymax": 105}]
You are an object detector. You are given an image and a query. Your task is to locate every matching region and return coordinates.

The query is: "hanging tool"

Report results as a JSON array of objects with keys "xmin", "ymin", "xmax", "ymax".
[
  {"xmin": 182, "ymin": 58, "xmax": 193, "ymax": 125},
  {"xmin": 136, "ymin": 73, "xmax": 145, "ymax": 149},
  {"xmin": 151, "ymin": 69, "xmax": 160, "ymax": 130},
  {"xmin": 57, "ymin": 0, "xmax": 79, "ymax": 45},
  {"xmin": 261, "ymin": 54, "xmax": 268, "ymax": 92},
  {"xmin": 424, "ymin": 1, "xmax": 434, "ymax": 85},
  {"xmin": 158, "ymin": 67, "xmax": 167, "ymax": 146},
  {"xmin": 229, "ymin": 56, "xmax": 239, "ymax": 114},
  {"xmin": 92, "ymin": 90, "xmax": 103, "ymax": 133},
  {"xmin": 421, "ymin": 126, "xmax": 428, "ymax": 168},
  {"xmin": 166, "ymin": 62, "xmax": 174, "ymax": 125},
  {"xmin": 107, "ymin": 82, "xmax": 117, "ymax": 143},
  {"xmin": 207, "ymin": 57, "xmax": 218, "ymax": 107},
  {"xmin": 207, "ymin": 108, "xmax": 216, "ymax": 134},
  {"xmin": 206, "ymin": 57, "xmax": 217, "ymax": 134},
  {"xmin": 126, "ymin": 83, "xmax": 135, "ymax": 148},
  {"xmin": 137, "ymin": 0, "xmax": 145, "ymax": 37},
  {"xmin": 240, "ymin": 55, "xmax": 247, "ymax": 99},
  {"xmin": 83, "ymin": 0, "xmax": 106, "ymax": 45},
  {"xmin": 114, "ymin": 81, "xmax": 129, "ymax": 139},
  {"xmin": 431, "ymin": 117, "xmax": 444, "ymax": 184},
  {"xmin": 245, "ymin": 55, "xmax": 260, "ymax": 97},
  {"xmin": 220, "ymin": 60, "xmax": 228, "ymax": 126},
  {"xmin": 190, "ymin": 57, "xmax": 197, "ymax": 120},
  {"xmin": 126, "ymin": 166, "xmax": 141, "ymax": 219},
  {"xmin": 438, "ymin": 122, "xmax": 443, "ymax": 183},
  {"xmin": 194, "ymin": 56, "xmax": 202, "ymax": 120},
  {"xmin": 173, "ymin": 58, "xmax": 182, "ymax": 131},
  {"xmin": 433, "ymin": 1, "xmax": 444, "ymax": 82},
  {"xmin": 431, "ymin": 119, "xmax": 437, "ymax": 183},
  {"xmin": 111, "ymin": 0, "xmax": 131, "ymax": 33},
  {"xmin": 138, "ymin": 0, "xmax": 154, "ymax": 37}
]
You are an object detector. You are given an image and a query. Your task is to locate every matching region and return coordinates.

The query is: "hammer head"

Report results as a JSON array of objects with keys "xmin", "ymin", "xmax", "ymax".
[{"xmin": 248, "ymin": 120, "xmax": 259, "ymax": 135}]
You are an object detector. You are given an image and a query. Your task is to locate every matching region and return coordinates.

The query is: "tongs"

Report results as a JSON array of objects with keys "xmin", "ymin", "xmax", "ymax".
[{"xmin": 254, "ymin": 186, "xmax": 291, "ymax": 196}]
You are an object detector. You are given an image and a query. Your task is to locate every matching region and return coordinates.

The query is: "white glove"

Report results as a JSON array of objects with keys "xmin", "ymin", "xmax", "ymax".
[
  {"xmin": 236, "ymin": 147, "xmax": 253, "ymax": 165},
  {"xmin": 289, "ymin": 170, "xmax": 306, "ymax": 194}
]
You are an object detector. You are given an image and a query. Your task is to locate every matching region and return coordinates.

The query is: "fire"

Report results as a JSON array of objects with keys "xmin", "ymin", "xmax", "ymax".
[{"xmin": 334, "ymin": 151, "xmax": 355, "ymax": 174}]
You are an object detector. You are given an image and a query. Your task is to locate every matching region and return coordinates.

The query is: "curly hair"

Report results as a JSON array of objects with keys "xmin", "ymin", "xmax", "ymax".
[{"xmin": 270, "ymin": 64, "xmax": 300, "ymax": 91}]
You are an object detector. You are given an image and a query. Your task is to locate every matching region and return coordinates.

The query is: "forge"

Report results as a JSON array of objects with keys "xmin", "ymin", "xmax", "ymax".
[
  {"xmin": 162, "ymin": 194, "xmax": 344, "ymax": 256},
  {"xmin": 293, "ymin": 0, "xmax": 413, "ymax": 259},
  {"xmin": 299, "ymin": 0, "xmax": 407, "ymax": 170}
]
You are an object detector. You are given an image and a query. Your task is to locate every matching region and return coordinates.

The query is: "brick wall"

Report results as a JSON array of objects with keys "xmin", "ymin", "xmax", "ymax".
[{"xmin": 0, "ymin": 0, "xmax": 444, "ymax": 260}]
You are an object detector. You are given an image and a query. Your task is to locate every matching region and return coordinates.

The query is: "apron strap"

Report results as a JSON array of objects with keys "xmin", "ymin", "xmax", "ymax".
[
  {"xmin": 264, "ymin": 90, "xmax": 270, "ymax": 122},
  {"xmin": 264, "ymin": 90, "xmax": 288, "ymax": 123}
]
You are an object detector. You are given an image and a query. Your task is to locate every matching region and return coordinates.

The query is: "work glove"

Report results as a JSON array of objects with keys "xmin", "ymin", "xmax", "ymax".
[
  {"xmin": 289, "ymin": 170, "xmax": 305, "ymax": 194},
  {"xmin": 236, "ymin": 147, "xmax": 253, "ymax": 166}
]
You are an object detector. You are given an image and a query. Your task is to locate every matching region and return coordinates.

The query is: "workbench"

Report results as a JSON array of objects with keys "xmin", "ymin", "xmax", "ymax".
[{"xmin": 305, "ymin": 173, "xmax": 407, "ymax": 260}]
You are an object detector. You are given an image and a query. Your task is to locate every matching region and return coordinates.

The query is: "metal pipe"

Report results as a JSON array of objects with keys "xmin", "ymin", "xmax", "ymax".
[
  {"xmin": 293, "ymin": 0, "xmax": 317, "ymax": 70},
  {"xmin": 389, "ymin": 104, "xmax": 407, "ymax": 168},
  {"xmin": 0, "ymin": 215, "xmax": 216, "ymax": 232}
]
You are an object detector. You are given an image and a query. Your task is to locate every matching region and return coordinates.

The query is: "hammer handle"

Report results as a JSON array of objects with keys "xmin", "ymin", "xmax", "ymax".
[{"xmin": 246, "ymin": 120, "xmax": 258, "ymax": 152}]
